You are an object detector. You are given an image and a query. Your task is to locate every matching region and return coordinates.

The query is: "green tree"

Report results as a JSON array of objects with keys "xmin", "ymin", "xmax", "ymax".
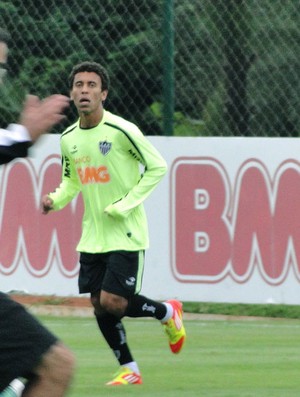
[{"xmin": 1, "ymin": 0, "xmax": 299, "ymax": 137}]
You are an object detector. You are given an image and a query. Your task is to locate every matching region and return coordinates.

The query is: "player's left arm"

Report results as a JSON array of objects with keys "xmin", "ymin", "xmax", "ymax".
[{"xmin": 104, "ymin": 129, "xmax": 167, "ymax": 219}]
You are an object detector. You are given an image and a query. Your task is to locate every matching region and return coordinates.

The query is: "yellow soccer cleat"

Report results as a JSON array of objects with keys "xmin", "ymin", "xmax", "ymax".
[
  {"xmin": 106, "ymin": 367, "xmax": 143, "ymax": 386},
  {"xmin": 163, "ymin": 299, "xmax": 186, "ymax": 354}
]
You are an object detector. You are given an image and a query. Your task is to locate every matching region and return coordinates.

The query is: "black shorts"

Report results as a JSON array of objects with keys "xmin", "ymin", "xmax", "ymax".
[
  {"xmin": 0, "ymin": 292, "xmax": 58, "ymax": 391},
  {"xmin": 79, "ymin": 250, "xmax": 145, "ymax": 298}
]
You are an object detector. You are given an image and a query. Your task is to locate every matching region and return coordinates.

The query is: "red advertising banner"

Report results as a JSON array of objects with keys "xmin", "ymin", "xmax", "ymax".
[
  {"xmin": 0, "ymin": 155, "xmax": 83, "ymax": 278},
  {"xmin": 171, "ymin": 157, "xmax": 300, "ymax": 286}
]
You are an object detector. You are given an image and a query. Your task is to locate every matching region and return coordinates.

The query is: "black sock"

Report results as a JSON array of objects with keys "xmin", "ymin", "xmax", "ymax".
[
  {"xmin": 95, "ymin": 312, "xmax": 133, "ymax": 365},
  {"xmin": 125, "ymin": 295, "xmax": 167, "ymax": 320}
]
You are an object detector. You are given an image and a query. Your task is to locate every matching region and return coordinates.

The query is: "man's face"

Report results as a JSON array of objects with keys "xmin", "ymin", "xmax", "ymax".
[
  {"xmin": 70, "ymin": 72, "xmax": 108, "ymax": 115},
  {"xmin": 0, "ymin": 41, "xmax": 8, "ymax": 84}
]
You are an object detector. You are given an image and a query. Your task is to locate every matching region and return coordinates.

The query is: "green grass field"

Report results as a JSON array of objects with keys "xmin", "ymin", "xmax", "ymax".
[{"xmin": 40, "ymin": 315, "xmax": 300, "ymax": 397}]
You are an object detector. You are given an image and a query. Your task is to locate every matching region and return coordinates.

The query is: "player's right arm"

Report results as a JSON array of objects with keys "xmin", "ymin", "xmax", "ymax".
[{"xmin": 42, "ymin": 139, "xmax": 80, "ymax": 214}]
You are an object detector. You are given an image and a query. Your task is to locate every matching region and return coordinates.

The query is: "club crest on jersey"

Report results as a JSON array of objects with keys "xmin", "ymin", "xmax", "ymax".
[{"xmin": 99, "ymin": 141, "xmax": 112, "ymax": 156}]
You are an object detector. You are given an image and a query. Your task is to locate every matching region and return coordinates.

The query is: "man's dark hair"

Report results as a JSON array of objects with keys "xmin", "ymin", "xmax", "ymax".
[
  {"xmin": 0, "ymin": 28, "xmax": 11, "ymax": 44},
  {"xmin": 68, "ymin": 61, "xmax": 110, "ymax": 91}
]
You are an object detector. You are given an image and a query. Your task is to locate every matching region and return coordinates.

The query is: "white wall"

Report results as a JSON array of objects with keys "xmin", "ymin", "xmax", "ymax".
[{"xmin": 1, "ymin": 135, "xmax": 300, "ymax": 304}]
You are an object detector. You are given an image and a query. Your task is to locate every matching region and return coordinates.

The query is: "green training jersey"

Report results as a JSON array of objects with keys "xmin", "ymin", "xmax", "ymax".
[{"xmin": 49, "ymin": 110, "xmax": 167, "ymax": 253}]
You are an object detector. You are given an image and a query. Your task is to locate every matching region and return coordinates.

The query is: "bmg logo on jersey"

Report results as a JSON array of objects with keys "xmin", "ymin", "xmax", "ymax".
[
  {"xmin": 170, "ymin": 157, "xmax": 300, "ymax": 286},
  {"xmin": 77, "ymin": 165, "xmax": 110, "ymax": 184}
]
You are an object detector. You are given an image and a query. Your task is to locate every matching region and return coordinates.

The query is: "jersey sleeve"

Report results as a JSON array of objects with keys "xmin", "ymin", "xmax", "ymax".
[
  {"xmin": 48, "ymin": 139, "xmax": 80, "ymax": 210},
  {"xmin": 104, "ymin": 129, "xmax": 167, "ymax": 219},
  {"xmin": 0, "ymin": 125, "xmax": 31, "ymax": 164}
]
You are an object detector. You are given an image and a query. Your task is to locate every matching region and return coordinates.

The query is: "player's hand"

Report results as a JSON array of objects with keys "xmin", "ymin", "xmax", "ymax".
[
  {"xmin": 19, "ymin": 94, "xmax": 70, "ymax": 142},
  {"xmin": 104, "ymin": 204, "xmax": 126, "ymax": 219},
  {"xmin": 41, "ymin": 195, "xmax": 54, "ymax": 214}
]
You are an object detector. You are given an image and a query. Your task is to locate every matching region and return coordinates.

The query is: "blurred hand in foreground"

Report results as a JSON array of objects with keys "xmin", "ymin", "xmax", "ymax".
[{"xmin": 19, "ymin": 94, "xmax": 70, "ymax": 142}]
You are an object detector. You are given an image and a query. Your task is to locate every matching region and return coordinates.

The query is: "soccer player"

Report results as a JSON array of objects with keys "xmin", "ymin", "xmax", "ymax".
[
  {"xmin": 0, "ymin": 28, "xmax": 75, "ymax": 396},
  {"xmin": 42, "ymin": 61, "xmax": 186, "ymax": 386}
]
